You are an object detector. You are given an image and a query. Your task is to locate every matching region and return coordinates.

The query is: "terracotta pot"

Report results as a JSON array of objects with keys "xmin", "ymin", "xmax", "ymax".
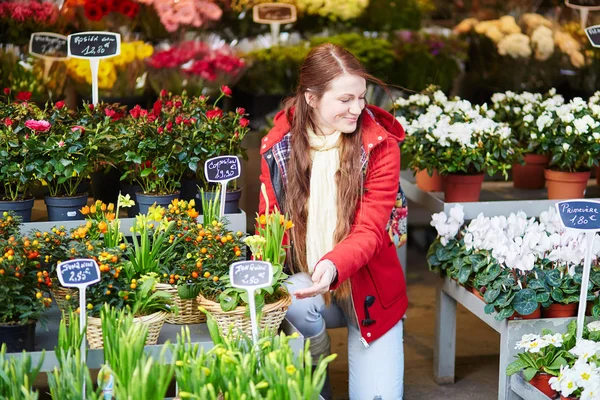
[
  {"xmin": 587, "ymin": 301, "xmax": 594, "ymax": 317},
  {"xmin": 542, "ymin": 303, "xmax": 578, "ymax": 318},
  {"xmin": 560, "ymin": 396, "xmax": 578, "ymax": 400},
  {"xmin": 443, "ymin": 173, "xmax": 485, "ymax": 203},
  {"xmin": 415, "ymin": 169, "xmax": 443, "ymax": 192},
  {"xmin": 508, "ymin": 306, "xmax": 541, "ymax": 320},
  {"xmin": 544, "ymin": 169, "xmax": 591, "ymax": 200},
  {"xmin": 470, "ymin": 287, "xmax": 485, "ymax": 302},
  {"xmin": 529, "ymin": 372, "xmax": 558, "ymax": 398},
  {"xmin": 513, "ymin": 154, "xmax": 550, "ymax": 189}
]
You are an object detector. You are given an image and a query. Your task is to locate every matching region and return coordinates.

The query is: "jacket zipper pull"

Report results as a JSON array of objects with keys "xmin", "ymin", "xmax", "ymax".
[{"xmin": 359, "ymin": 337, "xmax": 370, "ymax": 348}]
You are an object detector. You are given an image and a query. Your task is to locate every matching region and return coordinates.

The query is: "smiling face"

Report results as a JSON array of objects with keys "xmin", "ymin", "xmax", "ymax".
[{"xmin": 306, "ymin": 73, "xmax": 367, "ymax": 135}]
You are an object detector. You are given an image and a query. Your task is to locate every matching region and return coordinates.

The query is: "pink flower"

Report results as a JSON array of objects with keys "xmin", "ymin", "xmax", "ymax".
[
  {"xmin": 236, "ymin": 107, "xmax": 245, "ymax": 115},
  {"xmin": 25, "ymin": 119, "xmax": 51, "ymax": 132},
  {"xmin": 55, "ymin": 100, "xmax": 65, "ymax": 109},
  {"xmin": 58, "ymin": 140, "xmax": 65, "ymax": 147},
  {"xmin": 3, "ymin": 118, "xmax": 13, "ymax": 127},
  {"xmin": 239, "ymin": 118, "xmax": 249, "ymax": 128},
  {"xmin": 71, "ymin": 125, "xmax": 85, "ymax": 133},
  {"xmin": 206, "ymin": 108, "xmax": 223, "ymax": 119},
  {"xmin": 221, "ymin": 85, "xmax": 232, "ymax": 96}
]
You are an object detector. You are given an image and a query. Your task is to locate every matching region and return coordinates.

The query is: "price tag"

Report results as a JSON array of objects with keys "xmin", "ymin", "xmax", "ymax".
[
  {"xmin": 204, "ymin": 156, "xmax": 242, "ymax": 219},
  {"xmin": 67, "ymin": 32, "xmax": 120, "ymax": 59},
  {"xmin": 229, "ymin": 261, "xmax": 274, "ymax": 345},
  {"xmin": 230, "ymin": 260, "xmax": 273, "ymax": 290},
  {"xmin": 586, "ymin": 25, "xmax": 600, "ymax": 47},
  {"xmin": 566, "ymin": 0, "xmax": 600, "ymax": 28},
  {"xmin": 57, "ymin": 258, "xmax": 101, "ymax": 288},
  {"xmin": 253, "ymin": 3, "xmax": 297, "ymax": 24},
  {"xmin": 555, "ymin": 199, "xmax": 600, "ymax": 342},
  {"xmin": 29, "ymin": 32, "xmax": 68, "ymax": 60}
]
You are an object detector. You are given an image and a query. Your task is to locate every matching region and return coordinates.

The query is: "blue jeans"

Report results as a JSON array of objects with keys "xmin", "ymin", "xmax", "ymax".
[{"xmin": 285, "ymin": 273, "xmax": 404, "ymax": 400}]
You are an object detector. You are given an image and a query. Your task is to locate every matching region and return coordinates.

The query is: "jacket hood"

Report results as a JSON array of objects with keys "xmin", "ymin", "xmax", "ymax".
[{"xmin": 364, "ymin": 105, "xmax": 405, "ymax": 143}]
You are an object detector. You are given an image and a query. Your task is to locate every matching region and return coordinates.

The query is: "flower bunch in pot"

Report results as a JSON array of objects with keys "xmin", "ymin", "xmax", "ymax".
[
  {"xmin": 119, "ymin": 94, "xmax": 198, "ymax": 213},
  {"xmin": 197, "ymin": 185, "xmax": 291, "ymax": 337},
  {"xmin": 0, "ymin": 89, "xmax": 48, "ymax": 221},
  {"xmin": 507, "ymin": 321, "xmax": 575, "ymax": 398},
  {"xmin": 491, "ymin": 89, "xmax": 564, "ymax": 189},
  {"xmin": 0, "ymin": 212, "xmax": 53, "ymax": 352},
  {"xmin": 529, "ymin": 97, "xmax": 600, "ymax": 199},
  {"xmin": 154, "ymin": 197, "xmax": 245, "ymax": 324},
  {"xmin": 394, "ymin": 86, "xmax": 452, "ymax": 192},
  {"xmin": 403, "ymin": 97, "xmax": 521, "ymax": 202},
  {"xmin": 29, "ymin": 101, "xmax": 116, "ymax": 221}
]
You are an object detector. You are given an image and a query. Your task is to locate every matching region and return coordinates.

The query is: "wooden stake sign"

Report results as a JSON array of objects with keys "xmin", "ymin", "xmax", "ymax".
[
  {"xmin": 204, "ymin": 155, "xmax": 241, "ymax": 219},
  {"xmin": 566, "ymin": 0, "xmax": 600, "ymax": 28},
  {"xmin": 555, "ymin": 200, "xmax": 600, "ymax": 342},
  {"xmin": 253, "ymin": 3, "xmax": 297, "ymax": 44},
  {"xmin": 67, "ymin": 31, "xmax": 121, "ymax": 106},
  {"xmin": 57, "ymin": 258, "xmax": 101, "ymax": 399},
  {"xmin": 229, "ymin": 260, "xmax": 273, "ymax": 344}
]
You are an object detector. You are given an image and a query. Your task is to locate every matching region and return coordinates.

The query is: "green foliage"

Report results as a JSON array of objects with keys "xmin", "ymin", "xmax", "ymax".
[{"xmin": 0, "ymin": 344, "xmax": 42, "ymax": 400}]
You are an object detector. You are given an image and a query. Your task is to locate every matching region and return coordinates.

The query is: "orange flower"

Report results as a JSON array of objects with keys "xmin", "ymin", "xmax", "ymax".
[
  {"xmin": 285, "ymin": 220, "xmax": 294, "ymax": 230},
  {"xmin": 80, "ymin": 205, "xmax": 90, "ymax": 215},
  {"xmin": 187, "ymin": 209, "xmax": 199, "ymax": 218},
  {"xmin": 90, "ymin": 205, "xmax": 97, "ymax": 214},
  {"xmin": 279, "ymin": 215, "xmax": 285, "ymax": 225},
  {"xmin": 105, "ymin": 212, "xmax": 116, "ymax": 221},
  {"xmin": 101, "ymin": 203, "xmax": 107, "ymax": 211},
  {"xmin": 107, "ymin": 203, "xmax": 115, "ymax": 211},
  {"xmin": 257, "ymin": 214, "xmax": 267, "ymax": 225},
  {"xmin": 98, "ymin": 221, "xmax": 108, "ymax": 233}
]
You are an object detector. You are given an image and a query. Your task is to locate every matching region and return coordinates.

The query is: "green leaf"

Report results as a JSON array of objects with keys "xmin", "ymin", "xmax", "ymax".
[
  {"xmin": 219, "ymin": 291, "xmax": 239, "ymax": 312},
  {"xmin": 551, "ymin": 288, "xmax": 565, "ymax": 303},
  {"xmin": 177, "ymin": 283, "xmax": 201, "ymax": 300},
  {"xmin": 513, "ymin": 289, "xmax": 538, "ymax": 316},
  {"xmin": 496, "ymin": 307, "xmax": 514, "ymax": 321},
  {"xmin": 140, "ymin": 168, "xmax": 153, "ymax": 177},
  {"xmin": 536, "ymin": 292, "xmax": 550, "ymax": 303},
  {"xmin": 523, "ymin": 367, "xmax": 538, "ymax": 382},
  {"xmin": 458, "ymin": 264, "xmax": 471, "ymax": 284},
  {"xmin": 506, "ymin": 359, "xmax": 528, "ymax": 376},
  {"xmin": 546, "ymin": 270, "xmax": 562, "ymax": 287},
  {"xmin": 484, "ymin": 303, "xmax": 496, "ymax": 314}
]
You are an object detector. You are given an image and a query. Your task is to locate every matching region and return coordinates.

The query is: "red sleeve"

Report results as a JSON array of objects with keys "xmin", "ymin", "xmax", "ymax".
[
  {"xmin": 258, "ymin": 155, "xmax": 279, "ymax": 216},
  {"xmin": 323, "ymin": 138, "xmax": 400, "ymax": 288}
]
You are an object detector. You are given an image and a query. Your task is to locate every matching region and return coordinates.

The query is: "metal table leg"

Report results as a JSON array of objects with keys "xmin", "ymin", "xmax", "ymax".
[{"xmin": 433, "ymin": 285, "xmax": 457, "ymax": 384}]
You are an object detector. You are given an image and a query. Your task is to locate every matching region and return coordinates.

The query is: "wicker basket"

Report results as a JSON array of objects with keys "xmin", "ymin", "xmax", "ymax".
[
  {"xmin": 86, "ymin": 311, "xmax": 168, "ymax": 349},
  {"xmin": 155, "ymin": 283, "xmax": 205, "ymax": 325},
  {"xmin": 197, "ymin": 291, "xmax": 292, "ymax": 337},
  {"xmin": 51, "ymin": 285, "xmax": 78, "ymax": 325}
]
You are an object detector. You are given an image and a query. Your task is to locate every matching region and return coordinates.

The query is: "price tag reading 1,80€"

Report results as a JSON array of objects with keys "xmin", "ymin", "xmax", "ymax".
[
  {"xmin": 57, "ymin": 258, "xmax": 101, "ymax": 288},
  {"xmin": 555, "ymin": 200, "xmax": 600, "ymax": 231}
]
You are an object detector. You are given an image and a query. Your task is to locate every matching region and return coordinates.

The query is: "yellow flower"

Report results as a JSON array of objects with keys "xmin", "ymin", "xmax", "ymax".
[
  {"xmin": 118, "ymin": 193, "xmax": 135, "ymax": 208},
  {"xmin": 285, "ymin": 364, "xmax": 297, "ymax": 375}
]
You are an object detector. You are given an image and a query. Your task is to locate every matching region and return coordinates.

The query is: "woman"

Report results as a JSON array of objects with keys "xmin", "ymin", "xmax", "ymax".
[{"xmin": 258, "ymin": 43, "xmax": 408, "ymax": 399}]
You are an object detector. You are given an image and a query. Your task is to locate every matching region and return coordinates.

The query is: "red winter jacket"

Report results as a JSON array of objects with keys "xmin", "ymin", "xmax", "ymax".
[{"xmin": 258, "ymin": 105, "xmax": 408, "ymax": 345}]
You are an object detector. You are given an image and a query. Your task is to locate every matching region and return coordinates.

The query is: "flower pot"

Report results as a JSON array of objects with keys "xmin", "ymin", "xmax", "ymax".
[
  {"xmin": 136, "ymin": 192, "xmax": 179, "ymax": 215},
  {"xmin": 560, "ymin": 396, "xmax": 578, "ymax": 400},
  {"xmin": 587, "ymin": 300, "xmax": 594, "ymax": 317},
  {"xmin": 0, "ymin": 197, "xmax": 35, "ymax": 222},
  {"xmin": 470, "ymin": 287, "xmax": 485, "ymax": 302},
  {"xmin": 155, "ymin": 283, "xmax": 205, "ymax": 325},
  {"xmin": 179, "ymin": 179, "xmax": 200, "ymax": 202},
  {"xmin": 512, "ymin": 154, "xmax": 550, "ymax": 190},
  {"xmin": 542, "ymin": 303, "xmax": 578, "ymax": 318},
  {"xmin": 197, "ymin": 290, "xmax": 291, "ymax": 337},
  {"xmin": 44, "ymin": 194, "xmax": 88, "ymax": 221},
  {"xmin": 201, "ymin": 188, "xmax": 242, "ymax": 214},
  {"xmin": 509, "ymin": 306, "xmax": 541, "ymax": 320},
  {"xmin": 0, "ymin": 320, "xmax": 36, "ymax": 353},
  {"xmin": 544, "ymin": 169, "xmax": 591, "ymax": 200},
  {"xmin": 120, "ymin": 182, "xmax": 141, "ymax": 217},
  {"xmin": 87, "ymin": 311, "xmax": 168, "ymax": 349},
  {"xmin": 443, "ymin": 173, "xmax": 485, "ymax": 203},
  {"xmin": 91, "ymin": 167, "xmax": 121, "ymax": 206},
  {"xmin": 529, "ymin": 372, "xmax": 558, "ymax": 398},
  {"xmin": 415, "ymin": 169, "xmax": 443, "ymax": 192}
]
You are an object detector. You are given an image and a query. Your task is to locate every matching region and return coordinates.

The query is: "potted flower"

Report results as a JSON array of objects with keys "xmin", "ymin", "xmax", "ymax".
[
  {"xmin": 405, "ymin": 97, "xmax": 521, "ymax": 202},
  {"xmin": 532, "ymin": 97, "xmax": 600, "ymax": 199},
  {"xmin": 491, "ymin": 89, "xmax": 564, "ymax": 189},
  {"xmin": 197, "ymin": 184, "xmax": 291, "ymax": 337},
  {"xmin": 0, "ymin": 90, "xmax": 46, "ymax": 220},
  {"xmin": 0, "ymin": 212, "xmax": 53, "ymax": 352},
  {"xmin": 507, "ymin": 323, "xmax": 574, "ymax": 398}
]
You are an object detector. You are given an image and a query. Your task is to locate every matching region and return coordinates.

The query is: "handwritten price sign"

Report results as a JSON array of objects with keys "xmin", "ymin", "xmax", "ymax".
[
  {"xmin": 204, "ymin": 156, "xmax": 241, "ymax": 183},
  {"xmin": 57, "ymin": 258, "xmax": 100, "ymax": 288},
  {"xmin": 556, "ymin": 200, "xmax": 600, "ymax": 231},
  {"xmin": 230, "ymin": 261, "xmax": 273, "ymax": 289},
  {"xmin": 67, "ymin": 32, "xmax": 120, "ymax": 59},
  {"xmin": 29, "ymin": 32, "xmax": 68, "ymax": 60}
]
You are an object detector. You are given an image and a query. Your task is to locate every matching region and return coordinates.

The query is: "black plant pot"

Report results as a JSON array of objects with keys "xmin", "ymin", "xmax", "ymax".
[
  {"xmin": 0, "ymin": 197, "xmax": 35, "ymax": 222},
  {"xmin": 0, "ymin": 320, "xmax": 36, "ymax": 353},
  {"xmin": 44, "ymin": 193, "xmax": 88, "ymax": 221},
  {"xmin": 201, "ymin": 188, "xmax": 242, "ymax": 215},
  {"xmin": 136, "ymin": 192, "xmax": 179, "ymax": 215}
]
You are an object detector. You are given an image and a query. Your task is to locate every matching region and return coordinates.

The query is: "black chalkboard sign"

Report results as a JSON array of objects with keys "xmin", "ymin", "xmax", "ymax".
[
  {"xmin": 57, "ymin": 258, "xmax": 101, "ymax": 288},
  {"xmin": 566, "ymin": 0, "xmax": 600, "ymax": 9},
  {"xmin": 67, "ymin": 32, "xmax": 121, "ymax": 59},
  {"xmin": 204, "ymin": 156, "xmax": 241, "ymax": 183},
  {"xmin": 586, "ymin": 25, "xmax": 600, "ymax": 47},
  {"xmin": 229, "ymin": 261, "xmax": 273, "ymax": 289},
  {"xmin": 29, "ymin": 32, "xmax": 68, "ymax": 60},
  {"xmin": 556, "ymin": 200, "xmax": 600, "ymax": 231}
]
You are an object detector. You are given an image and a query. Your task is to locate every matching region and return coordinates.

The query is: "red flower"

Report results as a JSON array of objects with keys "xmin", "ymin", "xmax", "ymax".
[
  {"xmin": 157, "ymin": 126, "xmax": 164, "ymax": 134},
  {"xmin": 16, "ymin": 91, "xmax": 31, "ymax": 102},
  {"xmin": 166, "ymin": 121, "xmax": 173, "ymax": 132},
  {"xmin": 183, "ymin": 119, "xmax": 191, "ymax": 126},
  {"xmin": 3, "ymin": 118, "xmax": 13, "ymax": 127},
  {"xmin": 88, "ymin": 104, "xmax": 94, "ymax": 111},
  {"xmin": 221, "ymin": 85, "xmax": 232, "ymax": 96},
  {"xmin": 152, "ymin": 99, "xmax": 162, "ymax": 116},
  {"xmin": 129, "ymin": 105, "xmax": 143, "ymax": 119},
  {"xmin": 175, "ymin": 116, "xmax": 183, "ymax": 125},
  {"xmin": 190, "ymin": 117, "xmax": 197, "ymax": 124},
  {"xmin": 140, "ymin": 109, "xmax": 148, "ymax": 118},
  {"xmin": 84, "ymin": 1, "xmax": 104, "ymax": 21},
  {"xmin": 104, "ymin": 108, "xmax": 116, "ymax": 118},
  {"xmin": 117, "ymin": 0, "xmax": 139, "ymax": 19},
  {"xmin": 236, "ymin": 107, "xmax": 245, "ymax": 115},
  {"xmin": 25, "ymin": 119, "xmax": 51, "ymax": 132},
  {"xmin": 3, "ymin": 88, "xmax": 10, "ymax": 95},
  {"xmin": 145, "ymin": 160, "xmax": 151, "ymax": 168},
  {"xmin": 160, "ymin": 89, "xmax": 168, "ymax": 98},
  {"xmin": 166, "ymin": 101, "xmax": 173, "ymax": 108},
  {"xmin": 206, "ymin": 108, "xmax": 223, "ymax": 119},
  {"xmin": 239, "ymin": 118, "xmax": 249, "ymax": 128},
  {"xmin": 174, "ymin": 101, "xmax": 182, "ymax": 108},
  {"xmin": 55, "ymin": 100, "xmax": 65, "ymax": 109}
]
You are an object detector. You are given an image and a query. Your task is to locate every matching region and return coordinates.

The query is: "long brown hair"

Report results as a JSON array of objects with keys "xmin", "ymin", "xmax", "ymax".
[{"xmin": 284, "ymin": 43, "xmax": 389, "ymax": 300}]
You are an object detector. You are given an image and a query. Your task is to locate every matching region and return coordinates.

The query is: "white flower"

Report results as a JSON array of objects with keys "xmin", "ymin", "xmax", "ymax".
[
  {"xmin": 542, "ymin": 333, "xmax": 564, "ymax": 347},
  {"xmin": 562, "ymin": 143, "xmax": 570, "ymax": 151},
  {"xmin": 573, "ymin": 360, "xmax": 600, "ymax": 389},
  {"xmin": 581, "ymin": 384, "xmax": 600, "ymax": 400},
  {"xmin": 449, "ymin": 204, "xmax": 465, "ymax": 226},
  {"xmin": 516, "ymin": 334, "xmax": 542, "ymax": 349},
  {"xmin": 570, "ymin": 339, "xmax": 600, "ymax": 361},
  {"xmin": 588, "ymin": 321, "xmax": 600, "ymax": 332},
  {"xmin": 524, "ymin": 114, "xmax": 534, "ymax": 123},
  {"xmin": 536, "ymin": 113, "xmax": 554, "ymax": 132}
]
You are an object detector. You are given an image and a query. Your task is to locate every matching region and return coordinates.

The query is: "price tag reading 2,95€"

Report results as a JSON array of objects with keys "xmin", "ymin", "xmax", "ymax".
[
  {"xmin": 230, "ymin": 261, "xmax": 273, "ymax": 290},
  {"xmin": 67, "ymin": 32, "xmax": 120, "ymax": 59},
  {"xmin": 204, "ymin": 156, "xmax": 241, "ymax": 183},
  {"xmin": 556, "ymin": 200, "xmax": 600, "ymax": 231},
  {"xmin": 57, "ymin": 258, "xmax": 100, "ymax": 288}
]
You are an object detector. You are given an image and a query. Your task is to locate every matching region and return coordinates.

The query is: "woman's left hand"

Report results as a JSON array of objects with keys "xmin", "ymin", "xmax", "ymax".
[{"xmin": 293, "ymin": 260, "xmax": 338, "ymax": 299}]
